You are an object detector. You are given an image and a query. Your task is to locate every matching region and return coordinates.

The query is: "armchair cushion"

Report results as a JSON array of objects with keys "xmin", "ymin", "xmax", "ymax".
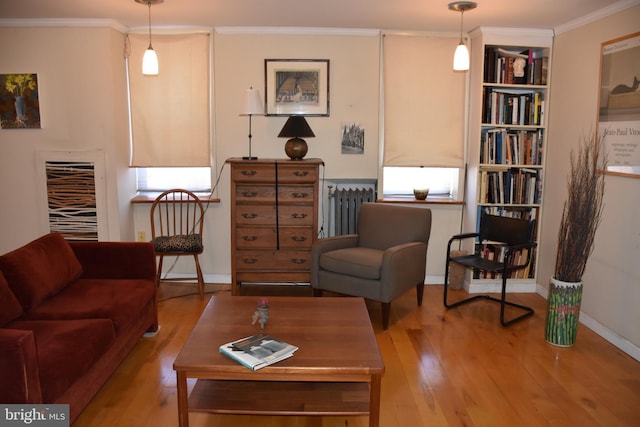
[{"xmin": 319, "ymin": 247, "xmax": 383, "ymax": 280}]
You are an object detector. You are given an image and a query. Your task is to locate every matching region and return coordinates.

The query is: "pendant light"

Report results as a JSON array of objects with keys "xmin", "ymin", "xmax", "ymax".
[
  {"xmin": 448, "ymin": 1, "xmax": 477, "ymax": 71},
  {"xmin": 135, "ymin": 0, "xmax": 163, "ymax": 75}
]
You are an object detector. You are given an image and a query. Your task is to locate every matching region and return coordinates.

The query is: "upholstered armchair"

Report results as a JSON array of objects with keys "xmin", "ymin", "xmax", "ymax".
[{"xmin": 311, "ymin": 203, "xmax": 432, "ymax": 329}]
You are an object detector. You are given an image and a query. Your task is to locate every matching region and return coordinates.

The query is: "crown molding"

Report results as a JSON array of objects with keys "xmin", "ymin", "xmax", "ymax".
[
  {"xmin": 555, "ymin": 0, "xmax": 640, "ymax": 34},
  {"xmin": 214, "ymin": 26, "xmax": 380, "ymax": 37},
  {"xmin": 0, "ymin": 18, "xmax": 129, "ymax": 33}
]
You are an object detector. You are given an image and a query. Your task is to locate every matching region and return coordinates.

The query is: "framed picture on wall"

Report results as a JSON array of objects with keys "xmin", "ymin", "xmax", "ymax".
[
  {"xmin": 597, "ymin": 32, "xmax": 640, "ymax": 178},
  {"xmin": 264, "ymin": 59, "xmax": 329, "ymax": 116},
  {"xmin": 1, "ymin": 73, "xmax": 41, "ymax": 129}
]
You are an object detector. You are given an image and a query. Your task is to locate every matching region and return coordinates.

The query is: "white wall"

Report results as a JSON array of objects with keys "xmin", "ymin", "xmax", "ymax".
[
  {"xmin": 539, "ymin": 5, "xmax": 640, "ymax": 354},
  {"xmin": 0, "ymin": 26, "xmax": 133, "ymax": 253}
]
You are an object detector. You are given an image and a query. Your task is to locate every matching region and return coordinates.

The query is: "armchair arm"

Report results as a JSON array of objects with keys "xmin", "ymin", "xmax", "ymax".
[
  {"xmin": 70, "ymin": 241, "xmax": 156, "ymax": 281},
  {"xmin": 0, "ymin": 329, "xmax": 42, "ymax": 403},
  {"xmin": 310, "ymin": 235, "xmax": 359, "ymax": 287},
  {"xmin": 379, "ymin": 241, "xmax": 427, "ymax": 302}
]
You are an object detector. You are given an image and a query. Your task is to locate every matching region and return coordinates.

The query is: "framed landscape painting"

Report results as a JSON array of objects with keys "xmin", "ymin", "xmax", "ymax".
[{"xmin": 265, "ymin": 59, "xmax": 329, "ymax": 116}]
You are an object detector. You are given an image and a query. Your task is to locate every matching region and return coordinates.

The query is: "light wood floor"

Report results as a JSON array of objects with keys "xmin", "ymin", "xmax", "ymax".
[{"xmin": 73, "ymin": 283, "xmax": 640, "ymax": 426}]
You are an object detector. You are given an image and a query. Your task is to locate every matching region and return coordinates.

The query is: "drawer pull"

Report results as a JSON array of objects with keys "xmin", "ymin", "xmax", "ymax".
[
  {"xmin": 291, "ymin": 213, "xmax": 308, "ymax": 219},
  {"xmin": 241, "ymin": 170, "xmax": 257, "ymax": 176},
  {"xmin": 291, "ymin": 259, "xmax": 307, "ymax": 264},
  {"xmin": 241, "ymin": 191, "xmax": 258, "ymax": 197},
  {"xmin": 291, "ymin": 236, "xmax": 307, "ymax": 242},
  {"xmin": 291, "ymin": 192, "xmax": 308, "ymax": 199},
  {"xmin": 293, "ymin": 171, "xmax": 309, "ymax": 177},
  {"xmin": 242, "ymin": 236, "xmax": 258, "ymax": 241},
  {"xmin": 241, "ymin": 213, "xmax": 258, "ymax": 219},
  {"xmin": 242, "ymin": 258, "xmax": 258, "ymax": 264}
]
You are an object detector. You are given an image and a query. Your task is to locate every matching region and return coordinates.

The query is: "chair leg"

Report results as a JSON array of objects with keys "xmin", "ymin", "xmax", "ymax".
[
  {"xmin": 416, "ymin": 282, "xmax": 424, "ymax": 306},
  {"xmin": 194, "ymin": 254, "xmax": 204, "ymax": 300},
  {"xmin": 443, "ymin": 256, "xmax": 485, "ymax": 309},
  {"xmin": 499, "ymin": 276, "xmax": 534, "ymax": 326},
  {"xmin": 381, "ymin": 302, "xmax": 391, "ymax": 330}
]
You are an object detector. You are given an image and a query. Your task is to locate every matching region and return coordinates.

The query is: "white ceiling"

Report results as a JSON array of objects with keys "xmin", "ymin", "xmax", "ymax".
[{"xmin": 0, "ymin": 0, "xmax": 636, "ymax": 33}]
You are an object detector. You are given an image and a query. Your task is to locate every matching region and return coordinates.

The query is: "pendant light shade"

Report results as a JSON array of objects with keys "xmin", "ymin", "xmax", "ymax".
[
  {"xmin": 136, "ymin": 0, "xmax": 163, "ymax": 76},
  {"xmin": 448, "ymin": 1, "xmax": 477, "ymax": 72},
  {"xmin": 453, "ymin": 42, "xmax": 470, "ymax": 71},
  {"xmin": 143, "ymin": 47, "xmax": 159, "ymax": 75}
]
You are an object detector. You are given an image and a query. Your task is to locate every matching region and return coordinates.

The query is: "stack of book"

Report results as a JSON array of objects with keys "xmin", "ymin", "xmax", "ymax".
[{"xmin": 219, "ymin": 333, "xmax": 298, "ymax": 371}]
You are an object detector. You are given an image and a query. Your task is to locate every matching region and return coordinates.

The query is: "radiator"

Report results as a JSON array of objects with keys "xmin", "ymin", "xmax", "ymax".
[{"xmin": 329, "ymin": 186, "xmax": 376, "ymax": 236}]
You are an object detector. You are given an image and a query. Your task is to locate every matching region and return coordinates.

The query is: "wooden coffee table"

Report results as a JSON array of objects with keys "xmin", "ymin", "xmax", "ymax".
[{"xmin": 173, "ymin": 295, "xmax": 384, "ymax": 426}]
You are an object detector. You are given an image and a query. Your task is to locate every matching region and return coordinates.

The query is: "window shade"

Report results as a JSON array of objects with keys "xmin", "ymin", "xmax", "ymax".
[
  {"xmin": 127, "ymin": 33, "xmax": 211, "ymax": 167},
  {"xmin": 383, "ymin": 34, "xmax": 466, "ymax": 168}
]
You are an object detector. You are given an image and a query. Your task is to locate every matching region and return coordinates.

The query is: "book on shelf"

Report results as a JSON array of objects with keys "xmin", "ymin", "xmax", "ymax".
[
  {"xmin": 484, "ymin": 46, "xmax": 549, "ymax": 86},
  {"xmin": 219, "ymin": 333, "xmax": 298, "ymax": 371}
]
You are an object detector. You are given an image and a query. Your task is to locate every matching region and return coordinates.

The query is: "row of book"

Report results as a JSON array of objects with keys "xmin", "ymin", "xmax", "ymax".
[
  {"xmin": 484, "ymin": 47, "xmax": 549, "ymax": 86},
  {"xmin": 480, "ymin": 128, "xmax": 544, "ymax": 166},
  {"xmin": 482, "ymin": 87, "xmax": 545, "ymax": 126},
  {"xmin": 479, "ymin": 168, "xmax": 542, "ymax": 205}
]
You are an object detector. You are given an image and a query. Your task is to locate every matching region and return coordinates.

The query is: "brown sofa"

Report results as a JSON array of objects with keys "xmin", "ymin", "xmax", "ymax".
[{"xmin": 0, "ymin": 233, "xmax": 157, "ymax": 423}]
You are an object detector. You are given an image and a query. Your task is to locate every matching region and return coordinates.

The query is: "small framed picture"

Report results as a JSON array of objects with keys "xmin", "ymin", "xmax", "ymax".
[{"xmin": 264, "ymin": 59, "xmax": 329, "ymax": 116}]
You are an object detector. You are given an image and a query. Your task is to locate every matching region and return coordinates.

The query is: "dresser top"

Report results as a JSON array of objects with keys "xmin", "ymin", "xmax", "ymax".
[{"xmin": 226, "ymin": 157, "xmax": 324, "ymax": 166}]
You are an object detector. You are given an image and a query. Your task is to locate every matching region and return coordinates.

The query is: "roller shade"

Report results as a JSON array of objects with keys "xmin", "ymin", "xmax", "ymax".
[
  {"xmin": 383, "ymin": 34, "xmax": 466, "ymax": 167},
  {"xmin": 127, "ymin": 33, "xmax": 211, "ymax": 167}
]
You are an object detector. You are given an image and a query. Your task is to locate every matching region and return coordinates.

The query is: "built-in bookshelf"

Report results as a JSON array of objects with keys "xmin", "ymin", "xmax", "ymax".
[{"xmin": 465, "ymin": 28, "xmax": 554, "ymax": 292}]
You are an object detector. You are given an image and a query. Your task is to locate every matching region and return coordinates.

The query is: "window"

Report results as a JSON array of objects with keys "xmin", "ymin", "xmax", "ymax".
[
  {"xmin": 382, "ymin": 166, "xmax": 461, "ymax": 197},
  {"xmin": 136, "ymin": 167, "xmax": 211, "ymax": 192}
]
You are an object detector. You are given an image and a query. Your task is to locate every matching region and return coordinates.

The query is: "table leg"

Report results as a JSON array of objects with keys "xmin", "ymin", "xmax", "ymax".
[
  {"xmin": 176, "ymin": 371, "xmax": 189, "ymax": 427},
  {"xmin": 369, "ymin": 374, "xmax": 382, "ymax": 427}
]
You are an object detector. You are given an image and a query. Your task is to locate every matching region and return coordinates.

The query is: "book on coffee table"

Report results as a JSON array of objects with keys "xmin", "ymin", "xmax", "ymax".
[{"xmin": 219, "ymin": 333, "xmax": 298, "ymax": 371}]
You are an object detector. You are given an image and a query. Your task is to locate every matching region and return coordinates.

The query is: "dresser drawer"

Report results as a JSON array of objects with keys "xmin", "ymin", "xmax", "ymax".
[
  {"xmin": 236, "ymin": 205, "xmax": 314, "ymax": 226},
  {"xmin": 235, "ymin": 227, "xmax": 276, "ymax": 249},
  {"xmin": 235, "ymin": 185, "xmax": 276, "ymax": 203},
  {"xmin": 279, "ymin": 228, "xmax": 314, "ymax": 248},
  {"xmin": 236, "ymin": 250, "xmax": 311, "ymax": 271},
  {"xmin": 276, "ymin": 165, "xmax": 318, "ymax": 183},
  {"xmin": 278, "ymin": 186, "xmax": 315, "ymax": 202},
  {"xmin": 231, "ymin": 165, "xmax": 276, "ymax": 183}
]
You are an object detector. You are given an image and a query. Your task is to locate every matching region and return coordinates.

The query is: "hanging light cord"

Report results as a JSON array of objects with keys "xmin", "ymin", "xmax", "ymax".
[
  {"xmin": 458, "ymin": 9, "xmax": 465, "ymax": 44},
  {"xmin": 146, "ymin": 1, "xmax": 153, "ymax": 49}
]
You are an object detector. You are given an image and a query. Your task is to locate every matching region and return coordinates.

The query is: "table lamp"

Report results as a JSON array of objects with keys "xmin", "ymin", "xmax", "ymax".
[{"xmin": 277, "ymin": 115, "xmax": 315, "ymax": 160}]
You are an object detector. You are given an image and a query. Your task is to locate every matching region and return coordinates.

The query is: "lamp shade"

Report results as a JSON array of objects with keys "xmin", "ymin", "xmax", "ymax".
[
  {"xmin": 240, "ymin": 87, "xmax": 264, "ymax": 116},
  {"xmin": 278, "ymin": 115, "xmax": 315, "ymax": 138},
  {"xmin": 142, "ymin": 47, "xmax": 159, "ymax": 75},
  {"xmin": 453, "ymin": 42, "xmax": 469, "ymax": 71}
]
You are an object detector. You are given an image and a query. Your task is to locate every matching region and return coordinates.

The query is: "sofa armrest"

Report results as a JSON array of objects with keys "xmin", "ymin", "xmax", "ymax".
[
  {"xmin": 0, "ymin": 329, "xmax": 42, "ymax": 403},
  {"xmin": 310, "ymin": 235, "xmax": 359, "ymax": 287},
  {"xmin": 70, "ymin": 241, "xmax": 156, "ymax": 281},
  {"xmin": 380, "ymin": 241, "xmax": 427, "ymax": 301}
]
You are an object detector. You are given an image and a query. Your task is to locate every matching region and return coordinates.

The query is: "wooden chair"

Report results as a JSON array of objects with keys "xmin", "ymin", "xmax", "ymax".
[
  {"xmin": 311, "ymin": 203, "xmax": 432, "ymax": 330},
  {"xmin": 443, "ymin": 212, "xmax": 537, "ymax": 326},
  {"xmin": 150, "ymin": 189, "xmax": 205, "ymax": 299}
]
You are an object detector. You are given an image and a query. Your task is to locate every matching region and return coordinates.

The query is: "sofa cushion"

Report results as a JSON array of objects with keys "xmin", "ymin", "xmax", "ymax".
[
  {"xmin": 23, "ymin": 278, "xmax": 156, "ymax": 335},
  {"xmin": 0, "ymin": 233, "xmax": 83, "ymax": 311},
  {"xmin": 8, "ymin": 318, "xmax": 116, "ymax": 403},
  {"xmin": 0, "ymin": 272, "xmax": 22, "ymax": 327},
  {"xmin": 319, "ymin": 247, "xmax": 383, "ymax": 280}
]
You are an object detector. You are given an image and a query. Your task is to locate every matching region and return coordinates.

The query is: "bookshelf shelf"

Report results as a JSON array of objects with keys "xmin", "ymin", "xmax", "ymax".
[{"xmin": 465, "ymin": 27, "xmax": 554, "ymax": 293}]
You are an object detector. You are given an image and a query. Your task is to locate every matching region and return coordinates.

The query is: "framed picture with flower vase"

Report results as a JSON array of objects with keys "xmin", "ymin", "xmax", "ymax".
[{"xmin": 1, "ymin": 73, "xmax": 41, "ymax": 129}]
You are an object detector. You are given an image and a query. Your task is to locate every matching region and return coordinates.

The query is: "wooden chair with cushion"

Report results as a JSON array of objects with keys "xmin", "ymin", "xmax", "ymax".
[
  {"xmin": 311, "ymin": 203, "xmax": 432, "ymax": 330},
  {"xmin": 443, "ymin": 211, "xmax": 537, "ymax": 326},
  {"xmin": 150, "ymin": 189, "xmax": 205, "ymax": 299}
]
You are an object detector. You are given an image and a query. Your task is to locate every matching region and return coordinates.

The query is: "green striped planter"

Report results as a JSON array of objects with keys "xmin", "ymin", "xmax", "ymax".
[{"xmin": 545, "ymin": 278, "xmax": 583, "ymax": 347}]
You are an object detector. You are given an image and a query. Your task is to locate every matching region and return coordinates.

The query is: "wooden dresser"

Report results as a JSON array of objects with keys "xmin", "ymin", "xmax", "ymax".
[{"xmin": 227, "ymin": 158, "xmax": 323, "ymax": 295}]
